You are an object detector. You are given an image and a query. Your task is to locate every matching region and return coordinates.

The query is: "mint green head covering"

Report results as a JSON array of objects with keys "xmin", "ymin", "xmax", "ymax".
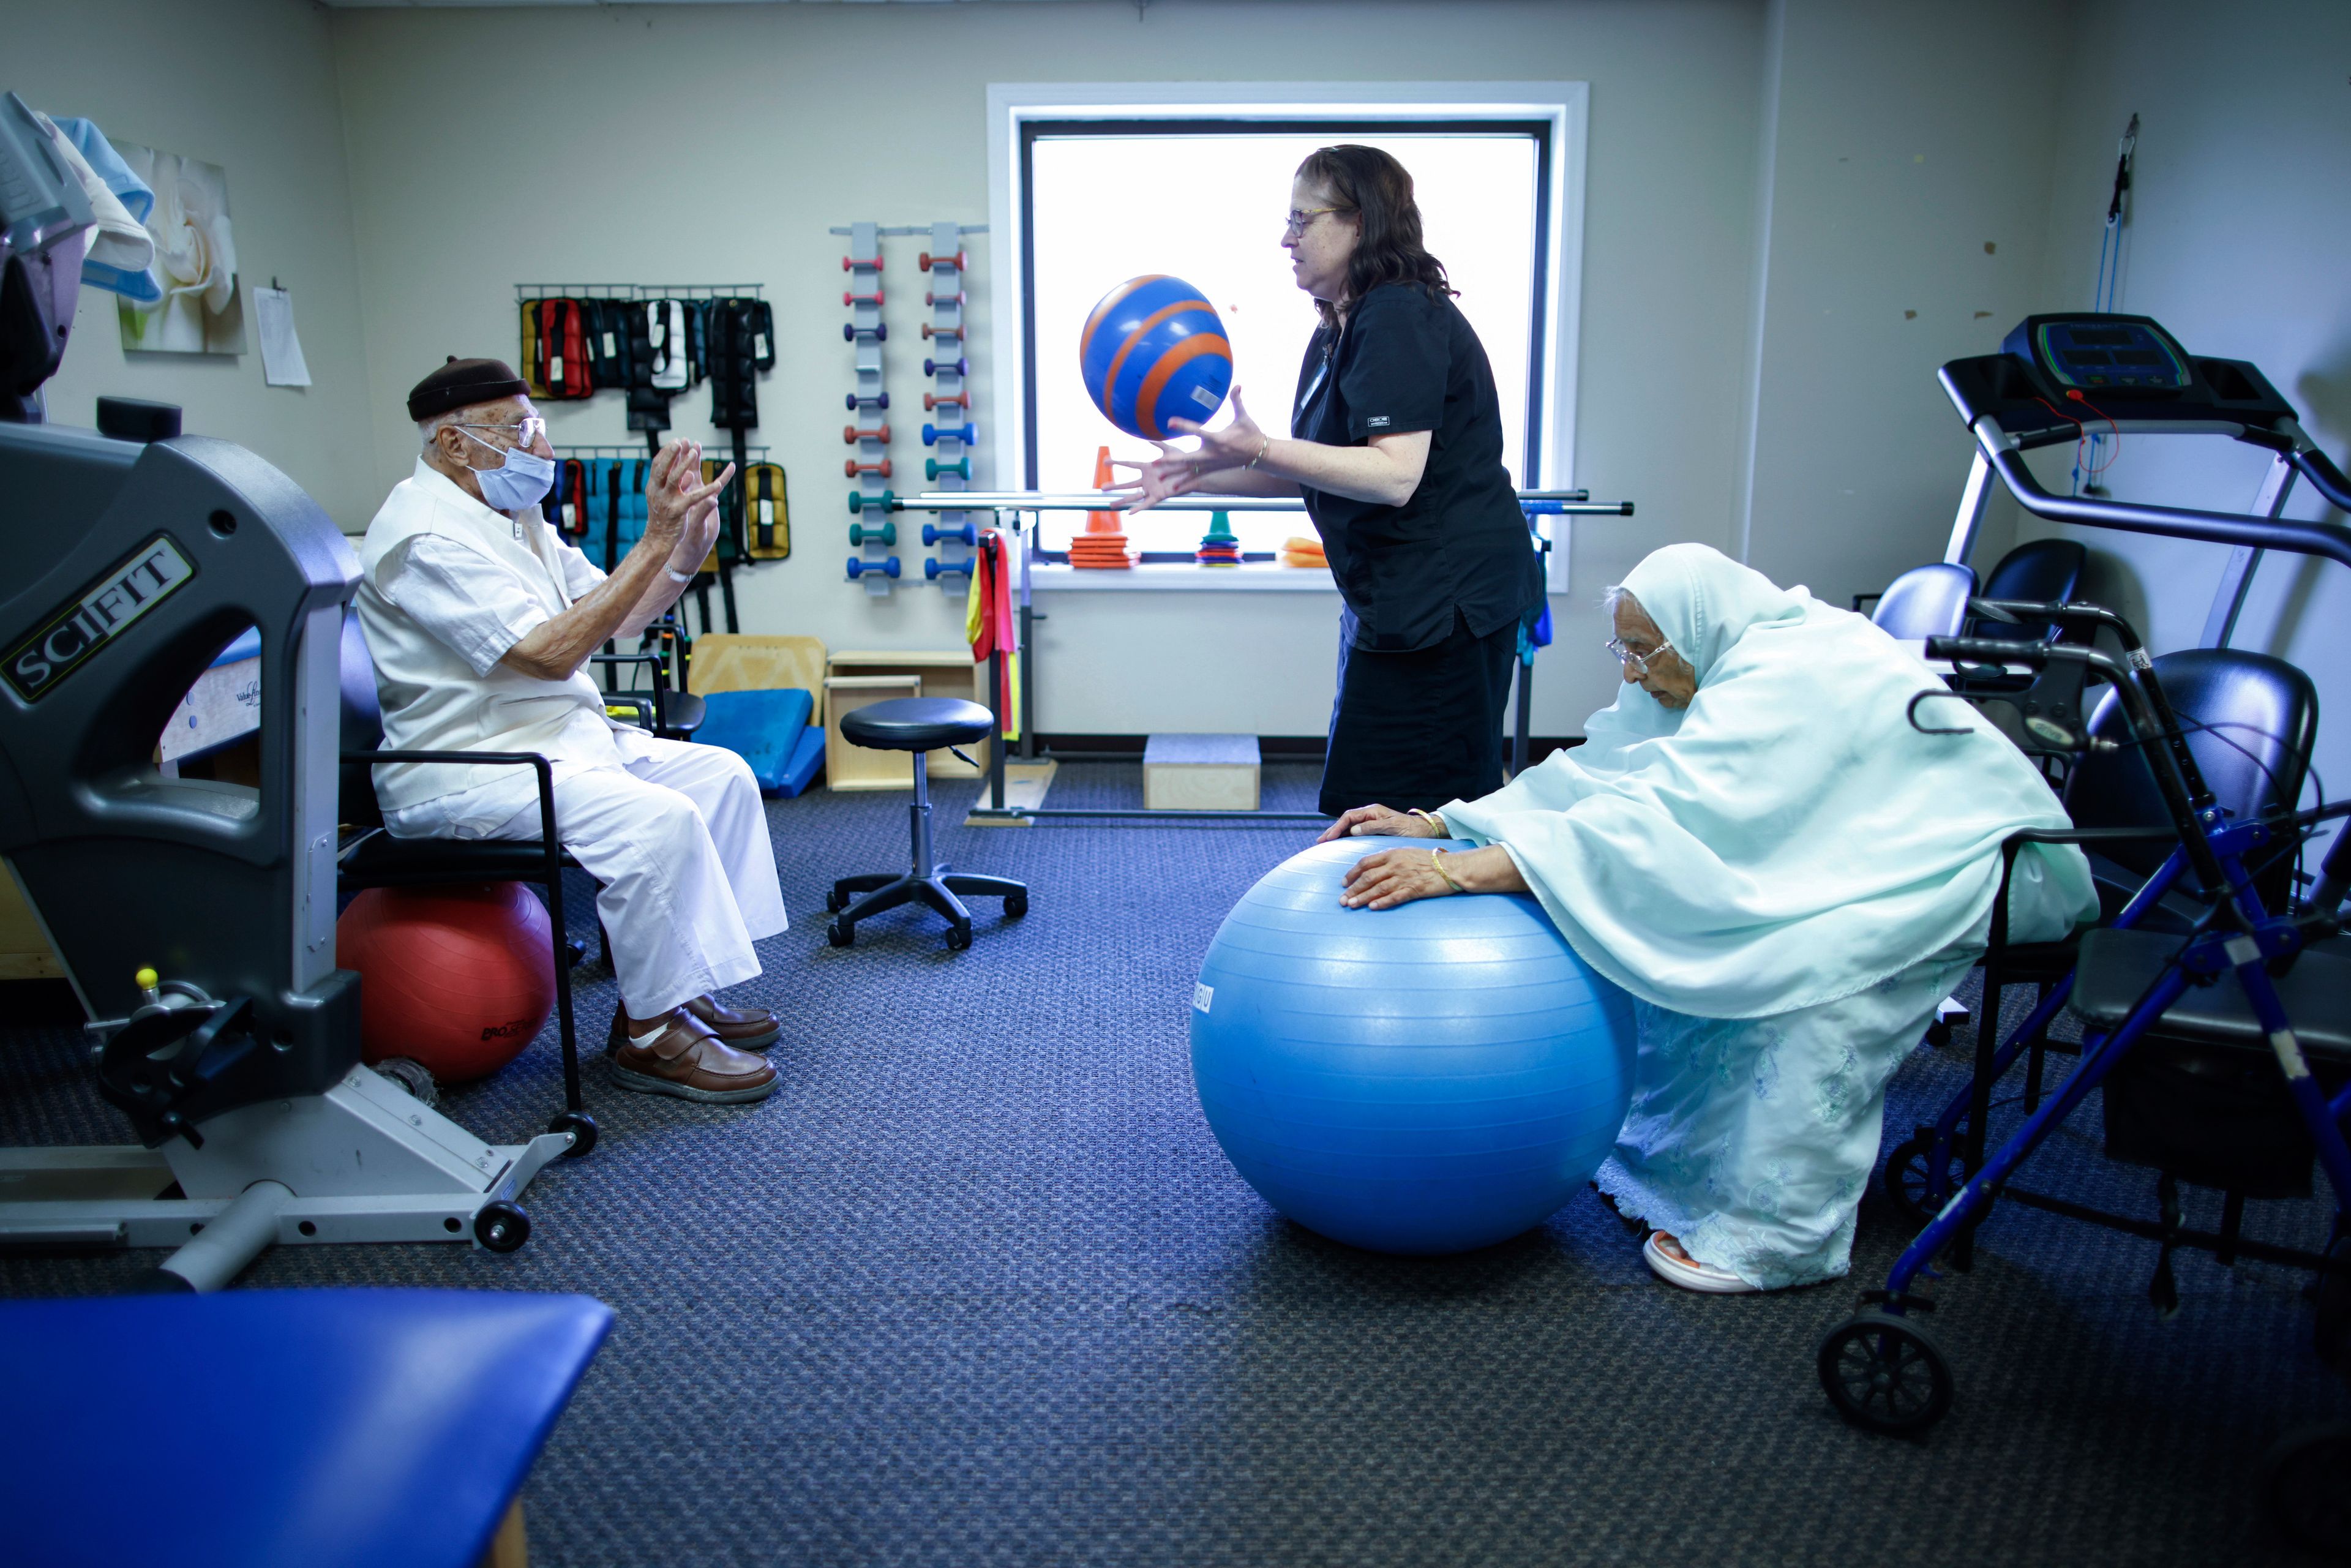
[
  {"xmin": 1444, "ymin": 543, "xmax": 2096, "ymax": 1018},
  {"xmin": 1616, "ymin": 542, "xmax": 1809, "ymax": 686}
]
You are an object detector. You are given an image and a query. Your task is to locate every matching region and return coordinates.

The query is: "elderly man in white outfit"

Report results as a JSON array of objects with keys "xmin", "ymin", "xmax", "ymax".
[{"xmin": 356, "ymin": 356, "xmax": 786, "ymax": 1104}]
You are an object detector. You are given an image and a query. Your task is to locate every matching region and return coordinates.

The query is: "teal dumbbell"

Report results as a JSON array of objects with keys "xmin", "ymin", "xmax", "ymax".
[
  {"xmin": 849, "ymin": 521, "xmax": 896, "ymax": 547},
  {"xmin": 846, "ymin": 555, "xmax": 901, "ymax": 580},
  {"xmin": 847, "ymin": 488, "xmax": 898, "ymax": 515},
  {"xmin": 926, "ymin": 456, "xmax": 972, "ymax": 482}
]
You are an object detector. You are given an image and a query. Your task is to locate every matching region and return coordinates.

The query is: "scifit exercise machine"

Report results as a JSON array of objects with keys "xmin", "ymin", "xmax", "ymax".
[{"xmin": 0, "ymin": 109, "xmax": 583, "ymax": 1289}]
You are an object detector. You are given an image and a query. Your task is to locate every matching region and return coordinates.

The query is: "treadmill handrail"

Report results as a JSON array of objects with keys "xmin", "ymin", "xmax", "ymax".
[{"xmin": 1971, "ymin": 416, "xmax": 2351, "ymax": 571}]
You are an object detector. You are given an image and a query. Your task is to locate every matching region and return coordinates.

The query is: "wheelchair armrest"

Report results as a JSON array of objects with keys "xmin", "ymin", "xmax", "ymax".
[
  {"xmin": 588, "ymin": 651, "xmax": 669, "ymax": 729},
  {"xmin": 340, "ymin": 749, "xmax": 561, "ymax": 855}
]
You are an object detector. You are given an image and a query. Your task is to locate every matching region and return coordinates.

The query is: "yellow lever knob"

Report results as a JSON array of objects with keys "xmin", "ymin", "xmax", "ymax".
[{"xmin": 134, "ymin": 967, "xmax": 159, "ymax": 991}]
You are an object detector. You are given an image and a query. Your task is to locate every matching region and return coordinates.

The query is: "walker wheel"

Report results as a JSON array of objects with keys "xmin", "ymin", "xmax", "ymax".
[
  {"xmin": 1003, "ymin": 891, "xmax": 1028, "ymax": 918},
  {"xmin": 473, "ymin": 1199, "xmax": 531, "ymax": 1254},
  {"xmin": 2261, "ymin": 1421, "xmax": 2351, "ymax": 1555},
  {"xmin": 945, "ymin": 922, "xmax": 973, "ymax": 951},
  {"xmin": 827, "ymin": 919, "xmax": 853, "ymax": 948},
  {"xmin": 1881, "ymin": 1130, "xmax": 1968, "ymax": 1232},
  {"xmin": 1817, "ymin": 1310, "xmax": 1952, "ymax": 1435},
  {"xmin": 547, "ymin": 1109, "xmax": 598, "ymax": 1160}
]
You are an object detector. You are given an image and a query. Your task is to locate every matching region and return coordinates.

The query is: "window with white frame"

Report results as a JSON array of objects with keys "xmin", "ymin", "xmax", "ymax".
[{"xmin": 997, "ymin": 91, "xmax": 1582, "ymax": 569}]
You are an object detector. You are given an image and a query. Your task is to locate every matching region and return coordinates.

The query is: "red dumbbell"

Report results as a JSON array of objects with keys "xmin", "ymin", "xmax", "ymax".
[
  {"xmin": 841, "ymin": 253, "xmax": 884, "ymax": 272},
  {"xmin": 926, "ymin": 290, "xmax": 967, "ymax": 307},
  {"xmin": 843, "ymin": 289, "xmax": 884, "ymax": 307},
  {"xmin": 924, "ymin": 391, "xmax": 971, "ymax": 412},
  {"xmin": 843, "ymin": 424, "xmax": 891, "ymax": 445},
  {"xmin": 921, "ymin": 323, "xmax": 965, "ymax": 341},
  {"xmin": 919, "ymin": 249, "xmax": 967, "ymax": 272},
  {"xmin": 846, "ymin": 458, "xmax": 893, "ymax": 479}
]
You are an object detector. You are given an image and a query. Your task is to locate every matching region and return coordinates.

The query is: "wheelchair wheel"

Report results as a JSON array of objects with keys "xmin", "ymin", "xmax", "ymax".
[
  {"xmin": 1881, "ymin": 1130, "xmax": 1967, "ymax": 1232},
  {"xmin": 2262, "ymin": 1421, "xmax": 2351, "ymax": 1555},
  {"xmin": 1817, "ymin": 1311, "xmax": 1952, "ymax": 1435}
]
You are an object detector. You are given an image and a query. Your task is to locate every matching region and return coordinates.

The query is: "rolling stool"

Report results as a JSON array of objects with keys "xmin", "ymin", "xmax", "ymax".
[{"xmin": 826, "ymin": 697, "xmax": 1027, "ymax": 951}]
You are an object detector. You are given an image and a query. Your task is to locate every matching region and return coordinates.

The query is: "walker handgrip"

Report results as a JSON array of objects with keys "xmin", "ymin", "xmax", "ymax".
[{"xmin": 1925, "ymin": 636, "xmax": 2052, "ymax": 668}]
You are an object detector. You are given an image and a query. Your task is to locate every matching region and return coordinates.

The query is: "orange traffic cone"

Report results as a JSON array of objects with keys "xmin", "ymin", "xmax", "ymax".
[{"xmin": 1070, "ymin": 443, "xmax": 1136, "ymax": 568}]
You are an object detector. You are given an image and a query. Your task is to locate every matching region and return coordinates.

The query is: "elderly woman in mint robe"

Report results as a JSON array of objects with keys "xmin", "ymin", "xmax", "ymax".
[{"xmin": 1321, "ymin": 543, "xmax": 2097, "ymax": 1292}]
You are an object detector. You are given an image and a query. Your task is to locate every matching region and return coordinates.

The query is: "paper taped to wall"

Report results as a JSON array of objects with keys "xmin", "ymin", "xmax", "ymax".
[{"xmin": 255, "ymin": 286, "xmax": 310, "ymax": 387}]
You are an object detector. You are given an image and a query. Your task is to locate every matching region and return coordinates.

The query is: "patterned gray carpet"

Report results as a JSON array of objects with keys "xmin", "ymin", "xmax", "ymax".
[{"xmin": 2, "ymin": 762, "xmax": 2342, "ymax": 1566}]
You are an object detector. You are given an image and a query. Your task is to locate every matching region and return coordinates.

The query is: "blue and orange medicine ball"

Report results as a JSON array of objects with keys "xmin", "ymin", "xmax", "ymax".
[{"xmin": 1079, "ymin": 275, "xmax": 1233, "ymax": 440}]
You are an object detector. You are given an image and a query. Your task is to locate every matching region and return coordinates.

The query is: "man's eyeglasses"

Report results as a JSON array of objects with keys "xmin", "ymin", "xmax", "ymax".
[
  {"xmin": 453, "ymin": 417, "xmax": 547, "ymax": 451},
  {"xmin": 1604, "ymin": 635, "xmax": 1676, "ymax": 679},
  {"xmin": 1284, "ymin": 206, "xmax": 1351, "ymax": 238}
]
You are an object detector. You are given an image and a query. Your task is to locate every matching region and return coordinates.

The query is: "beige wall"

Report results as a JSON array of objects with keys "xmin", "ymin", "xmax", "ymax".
[
  {"xmin": 323, "ymin": 0, "xmax": 1767, "ymax": 738},
  {"xmin": 1738, "ymin": 0, "xmax": 2074, "ymax": 603},
  {"xmin": 2016, "ymin": 0, "xmax": 2351, "ymax": 816},
  {"xmin": 18, "ymin": 0, "xmax": 383, "ymax": 528}
]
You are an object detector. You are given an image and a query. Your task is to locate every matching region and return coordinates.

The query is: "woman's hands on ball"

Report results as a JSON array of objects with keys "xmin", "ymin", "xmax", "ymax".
[
  {"xmin": 1106, "ymin": 386, "xmax": 1267, "ymax": 512},
  {"xmin": 1340, "ymin": 847, "xmax": 1461, "ymax": 910},
  {"xmin": 1334, "ymin": 836, "xmax": 1531, "ymax": 909},
  {"xmin": 1316, "ymin": 803, "xmax": 1440, "ymax": 844}
]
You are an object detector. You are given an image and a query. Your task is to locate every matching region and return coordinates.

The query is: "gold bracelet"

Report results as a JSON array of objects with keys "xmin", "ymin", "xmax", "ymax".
[
  {"xmin": 1408, "ymin": 808, "xmax": 1447, "ymax": 837},
  {"xmin": 1248, "ymin": 434, "xmax": 1271, "ymax": 469},
  {"xmin": 1429, "ymin": 848, "xmax": 1464, "ymax": 893}
]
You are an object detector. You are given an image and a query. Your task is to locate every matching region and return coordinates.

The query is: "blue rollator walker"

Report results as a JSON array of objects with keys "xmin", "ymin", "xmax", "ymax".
[{"xmin": 1816, "ymin": 313, "xmax": 2351, "ymax": 1555}]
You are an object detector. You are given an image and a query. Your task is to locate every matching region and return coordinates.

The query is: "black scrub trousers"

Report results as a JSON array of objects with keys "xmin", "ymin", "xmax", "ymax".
[{"xmin": 1297, "ymin": 282, "xmax": 1543, "ymax": 817}]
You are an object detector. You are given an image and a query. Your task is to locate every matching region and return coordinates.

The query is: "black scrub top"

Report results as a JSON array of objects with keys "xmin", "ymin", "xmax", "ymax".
[{"xmin": 1292, "ymin": 282, "xmax": 1542, "ymax": 653}]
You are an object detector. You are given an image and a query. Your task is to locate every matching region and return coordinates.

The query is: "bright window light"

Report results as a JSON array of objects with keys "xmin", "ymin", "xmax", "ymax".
[{"xmin": 1024, "ymin": 126, "xmax": 1546, "ymax": 558}]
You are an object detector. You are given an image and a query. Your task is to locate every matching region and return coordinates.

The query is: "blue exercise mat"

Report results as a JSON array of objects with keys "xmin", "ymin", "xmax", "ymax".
[
  {"xmin": 697, "ymin": 687, "xmax": 822, "ymax": 795},
  {"xmin": 0, "ymin": 1288, "xmax": 612, "ymax": 1568}
]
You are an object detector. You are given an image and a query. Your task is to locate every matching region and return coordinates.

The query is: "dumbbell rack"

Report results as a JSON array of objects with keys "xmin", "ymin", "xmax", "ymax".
[{"xmin": 830, "ymin": 221, "xmax": 985, "ymax": 596}]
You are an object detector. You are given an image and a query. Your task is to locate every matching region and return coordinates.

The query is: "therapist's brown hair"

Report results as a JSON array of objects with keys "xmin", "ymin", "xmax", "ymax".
[{"xmin": 1295, "ymin": 144, "xmax": 1457, "ymax": 330}]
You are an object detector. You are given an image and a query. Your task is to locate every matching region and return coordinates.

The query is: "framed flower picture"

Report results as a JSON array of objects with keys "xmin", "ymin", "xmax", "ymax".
[{"xmin": 113, "ymin": 143, "xmax": 246, "ymax": 355}]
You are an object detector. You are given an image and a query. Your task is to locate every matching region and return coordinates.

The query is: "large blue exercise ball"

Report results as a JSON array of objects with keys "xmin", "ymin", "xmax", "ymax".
[
  {"xmin": 1191, "ymin": 838, "xmax": 1637, "ymax": 1256},
  {"xmin": 1078, "ymin": 275, "xmax": 1233, "ymax": 440}
]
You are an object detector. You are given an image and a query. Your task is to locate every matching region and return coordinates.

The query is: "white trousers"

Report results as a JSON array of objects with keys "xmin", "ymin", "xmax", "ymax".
[{"xmin": 383, "ymin": 729, "xmax": 787, "ymax": 1018}]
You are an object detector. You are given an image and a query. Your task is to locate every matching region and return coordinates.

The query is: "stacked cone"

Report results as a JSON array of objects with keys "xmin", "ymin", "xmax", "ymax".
[
  {"xmin": 1280, "ymin": 533, "xmax": 1328, "ymax": 570},
  {"xmin": 1068, "ymin": 445, "xmax": 1136, "ymax": 568},
  {"xmin": 1196, "ymin": 509, "xmax": 1241, "ymax": 566}
]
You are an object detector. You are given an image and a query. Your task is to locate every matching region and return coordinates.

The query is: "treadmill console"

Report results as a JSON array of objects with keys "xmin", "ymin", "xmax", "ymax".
[{"xmin": 2001, "ymin": 314, "xmax": 2195, "ymax": 398}]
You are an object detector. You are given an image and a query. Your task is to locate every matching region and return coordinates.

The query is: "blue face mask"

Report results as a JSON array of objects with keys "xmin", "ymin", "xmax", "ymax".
[{"xmin": 455, "ymin": 426, "xmax": 556, "ymax": 512}]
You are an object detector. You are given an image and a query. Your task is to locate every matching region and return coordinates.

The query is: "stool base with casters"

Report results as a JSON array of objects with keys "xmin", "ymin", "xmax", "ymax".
[{"xmin": 824, "ymin": 698, "xmax": 1027, "ymax": 951}]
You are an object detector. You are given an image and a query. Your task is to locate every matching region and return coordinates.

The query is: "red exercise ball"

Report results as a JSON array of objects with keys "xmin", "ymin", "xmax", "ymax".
[{"xmin": 336, "ymin": 883, "xmax": 555, "ymax": 1083}]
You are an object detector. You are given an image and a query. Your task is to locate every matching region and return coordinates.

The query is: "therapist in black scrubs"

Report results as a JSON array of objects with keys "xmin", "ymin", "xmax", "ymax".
[{"xmin": 1113, "ymin": 144, "xmax": 1540, "ymax": 816}]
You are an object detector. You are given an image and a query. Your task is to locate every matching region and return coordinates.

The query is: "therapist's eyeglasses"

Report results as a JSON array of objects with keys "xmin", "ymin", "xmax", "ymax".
[
  {"xmin": 1283, "ymin": 206, "xmax": 1352, "ymax": 238},
  {"xmin": 1604, "ymin": 635, "xmax": 1676, "ymax": 679},
  {"xmin": 452, "ymin": 417, "xmax": 547, "ymax": 451}
]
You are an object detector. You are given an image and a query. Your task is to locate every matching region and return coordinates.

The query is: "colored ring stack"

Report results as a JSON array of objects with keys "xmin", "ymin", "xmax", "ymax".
[{"xmin": 1196, "ymin": 509, "xmax": 1242, "ymax": 567}]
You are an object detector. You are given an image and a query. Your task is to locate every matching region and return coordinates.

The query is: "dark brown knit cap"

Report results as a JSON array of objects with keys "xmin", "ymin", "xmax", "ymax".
[{"xmin": 407, "ymin": 355, "xmax": 528, "ymax": 420}]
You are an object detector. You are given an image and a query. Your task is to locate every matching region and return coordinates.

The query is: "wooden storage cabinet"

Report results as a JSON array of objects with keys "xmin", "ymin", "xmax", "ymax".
[{"xmin": 823, "ymin": 650, "xmax": 989, "ymax": 790}]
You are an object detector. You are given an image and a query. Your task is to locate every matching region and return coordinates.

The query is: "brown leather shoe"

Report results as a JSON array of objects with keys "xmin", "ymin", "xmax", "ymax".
[
  {"xmin": 684, "ymin": 993, "xmax": 781, "ymax": 1052},
  {"xmin": 610, "ymin": 1010, "xmax": 777, "ymax": 1104}
]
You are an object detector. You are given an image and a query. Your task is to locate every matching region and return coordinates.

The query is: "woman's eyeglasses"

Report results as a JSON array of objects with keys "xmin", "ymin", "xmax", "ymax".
[
  {"xmin": 1283, "ymin": 206, "xmax": 1351, "ymax": 238},
  {"xmin": 1604, "ymin": 635, "xmax": 1675, "ymax": 679}
]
